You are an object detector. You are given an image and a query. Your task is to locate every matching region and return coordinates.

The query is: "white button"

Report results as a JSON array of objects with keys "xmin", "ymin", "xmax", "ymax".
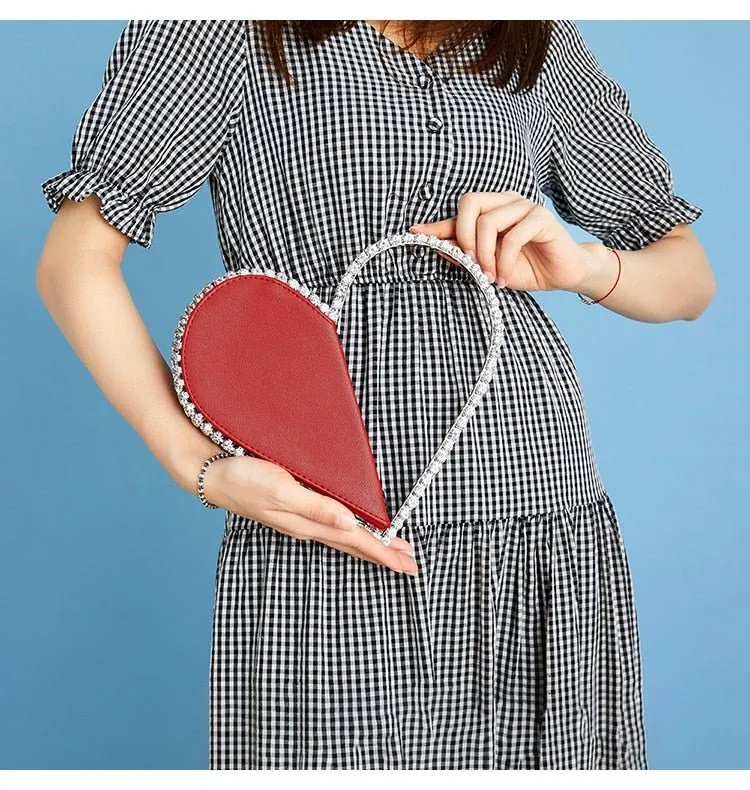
[{"xmin": 425, "ymin": 116, "xmax": 443, "ymax": 133}]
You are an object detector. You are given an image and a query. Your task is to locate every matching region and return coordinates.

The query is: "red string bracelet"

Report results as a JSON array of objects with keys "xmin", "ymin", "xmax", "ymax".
[{"xmin": 577, "ymin": 246, "xmax": 622, "ymax": 305}]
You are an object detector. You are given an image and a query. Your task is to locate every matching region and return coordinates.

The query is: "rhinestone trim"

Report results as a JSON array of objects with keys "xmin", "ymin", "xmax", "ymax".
[
  {"xmin": 170, "ymin": 232, "xmax": 504, "ymax": 546},
  {"xmin": 330, "ymin": 232, "xmax": 505, "ymax": 545}
]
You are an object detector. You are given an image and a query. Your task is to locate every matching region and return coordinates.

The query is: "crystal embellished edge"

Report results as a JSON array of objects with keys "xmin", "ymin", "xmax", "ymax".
[{"xmin": 330, "ymin": 232, "xmax": 505, "ymax": 547}]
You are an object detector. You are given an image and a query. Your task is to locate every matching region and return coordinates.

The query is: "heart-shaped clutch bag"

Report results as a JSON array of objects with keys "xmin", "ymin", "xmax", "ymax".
[{"xmin": 170, "ymin": 232, "xmax": 504, "ymax": 546}]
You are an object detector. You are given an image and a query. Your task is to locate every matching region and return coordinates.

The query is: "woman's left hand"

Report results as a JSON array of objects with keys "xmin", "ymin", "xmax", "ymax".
[{"xmin": 410, "ymin": 190, "xmax": 596, "ymax": 292}]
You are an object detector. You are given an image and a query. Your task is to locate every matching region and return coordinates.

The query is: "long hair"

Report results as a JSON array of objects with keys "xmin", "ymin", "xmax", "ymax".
[{"xmin": 252, "ymin": 21, "xmax": 554, "ymax": 93}]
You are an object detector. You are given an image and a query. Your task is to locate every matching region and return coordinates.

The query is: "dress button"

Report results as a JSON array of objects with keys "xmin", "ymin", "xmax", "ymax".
[
  {"xmin": 425, "ymin": 116, "xmax": 444, "ymax": 133},
  {"xmin": 418, "ymin": 183, "xmax": 434, "ymax": 200},
  {"xmin": 416, "ymin": 74, "xmax": 432, "ymax": 89}
]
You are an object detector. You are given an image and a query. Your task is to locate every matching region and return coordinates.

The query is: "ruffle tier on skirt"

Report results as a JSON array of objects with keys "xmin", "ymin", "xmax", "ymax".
[{"xmin": 210, "ymin": 494, "xmax": 647, "ymax": 769}]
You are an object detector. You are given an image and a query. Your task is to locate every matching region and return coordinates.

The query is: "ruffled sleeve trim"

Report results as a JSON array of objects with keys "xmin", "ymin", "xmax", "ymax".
[
  {"xmin": 41, "ymin": 166, "xmax": 156, "ymax": 249},
  {"xmin": 600, "ymin": 194, "xmax": 704, "ymax": 251}
]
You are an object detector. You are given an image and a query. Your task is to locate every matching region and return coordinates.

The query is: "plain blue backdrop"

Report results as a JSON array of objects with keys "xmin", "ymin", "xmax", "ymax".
[{"xmin": 1, "ymin": 20, "xmax": 747, "ymax": 770}]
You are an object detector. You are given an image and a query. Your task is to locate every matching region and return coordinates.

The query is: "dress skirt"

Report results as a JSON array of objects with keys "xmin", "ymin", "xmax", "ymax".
[{"xmin": 207, "ymin": 259, "xmax": 649, "ymax": 770}]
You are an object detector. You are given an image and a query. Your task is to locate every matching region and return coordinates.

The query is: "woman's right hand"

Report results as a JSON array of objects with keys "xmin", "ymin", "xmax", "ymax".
[{"xmin": 201, "ymin": 454, "xmax": 419, "ymax": 575}]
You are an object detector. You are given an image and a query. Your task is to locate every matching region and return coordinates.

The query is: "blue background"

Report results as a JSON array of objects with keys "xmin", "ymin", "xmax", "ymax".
[{"xmin": 1, "ymin": 20, "xmax": 747, "ymax": 769}]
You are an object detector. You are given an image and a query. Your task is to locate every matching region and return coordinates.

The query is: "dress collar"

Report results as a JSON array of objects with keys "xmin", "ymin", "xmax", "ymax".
[{"xmin": 356, "ymin": 20, "xmax": 488, "ymax": 87}]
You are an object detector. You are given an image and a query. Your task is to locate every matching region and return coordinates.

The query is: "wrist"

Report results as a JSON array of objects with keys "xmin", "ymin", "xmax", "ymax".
[
  {"xmin": 197, "ymin": 451, "xmax": 233, "ymax": 509},
  {"xmin": 571, "ymin": 241, "xmax": 620, "ymax": 300},
  {"xmin": 169, "ymin": 434, "xmax": 227, "ymax": 497}
]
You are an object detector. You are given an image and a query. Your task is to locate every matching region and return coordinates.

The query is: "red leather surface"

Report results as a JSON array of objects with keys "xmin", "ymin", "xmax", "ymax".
[{"xmin": 181, "ymin": 276, "xmax": 391, "ymax": 533}]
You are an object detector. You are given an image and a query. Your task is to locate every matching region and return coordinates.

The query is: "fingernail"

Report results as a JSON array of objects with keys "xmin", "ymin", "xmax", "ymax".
[
  {"xmin": 401, "ymin": 557, "xmax": 418, "ymax": 575},
  {"xmin": 496, "ymin": 276, "xmax": 507, "ymax": 288},
  {"xmin": 335, "ymin": 514, "xmax": 357, "ymax": 531},
  {"xmin": 409, "ymin": 225, "xmax": 419, "ymax": 231},
  {"xmin": 394, "ymin": 544, "xmax": 415, "ymax": 558}
]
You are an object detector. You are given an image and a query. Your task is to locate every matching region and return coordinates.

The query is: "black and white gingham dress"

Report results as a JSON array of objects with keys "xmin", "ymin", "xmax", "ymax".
[{"xmin": 41, "ymin": 20, "xmax": 703, "ymax": 769}]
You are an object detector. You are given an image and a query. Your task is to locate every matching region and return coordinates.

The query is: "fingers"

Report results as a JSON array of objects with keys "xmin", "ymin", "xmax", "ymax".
[
  {"xmin": 387, "ymin": 535, "xmax": 417, "ymax": 558},
  {"xmin": 410, "ymin": 217, "xmax": 455, "ymax": 238},
  {"xmin": 494, "ymin": 207, "xmax": 552, "ymax": 286},
  {"xmin": 271, "ymin": 476, "xmax": 359, "ymax": 533},
  {"xmin": 475, "ymin": 200, "xmax": 535, "ymax": 284},
  {"xmin": 265, "ymin": 477, "xmax": 418, "ymax": 574},
  {"xmin": 320, "ymin": 535, "xmax": 419, "ymax": 575},
  {"xmin": 270, "ymin": 510, "xmax": 419, "ymax": 575},
  {"xmin": 413, "ymin": 191, "xmax": 534, "ymax": 284},
  {"xmin": 224, "ymin": 459, "xmax": 418, "ymax": 574},
  {"xmin": 454, "ymin": 191, "xmax": 521, "ymax": 264}
]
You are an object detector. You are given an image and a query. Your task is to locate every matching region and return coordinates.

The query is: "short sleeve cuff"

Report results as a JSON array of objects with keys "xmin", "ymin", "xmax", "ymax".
[
  {"xmin": 599, "ymin": 194, "xmax": 704, "ymax": 251},
  {"xmin": 41, "ymin": 168, "xmax": 156, "ymax": 249}
]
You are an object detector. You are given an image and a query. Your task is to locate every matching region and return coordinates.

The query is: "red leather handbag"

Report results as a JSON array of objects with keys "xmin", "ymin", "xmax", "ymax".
[{"xmin": 170, "ymin": 232, "xmax": 504, "ymax": 546}]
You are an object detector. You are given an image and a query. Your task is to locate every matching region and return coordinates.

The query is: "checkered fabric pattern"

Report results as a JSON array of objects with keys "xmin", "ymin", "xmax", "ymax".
[{"xmin": 41, "ymin": 19, "xmax": 703, "ymax": 769}]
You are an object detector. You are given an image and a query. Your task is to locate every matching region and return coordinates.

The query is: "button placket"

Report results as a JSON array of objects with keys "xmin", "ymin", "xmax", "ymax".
[
  {"xmin": 366, "ymin": 22, "xmax": 459, "ymax": 262},
  {"xmin": 412, "ymin": 76, "xmax": 456, "ymax": 262}
]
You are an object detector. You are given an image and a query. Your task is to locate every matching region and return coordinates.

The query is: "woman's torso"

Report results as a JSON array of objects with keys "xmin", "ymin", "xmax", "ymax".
[{"xmin": 211, "ymin": 21, "xmax": 607, "ymax": 525}]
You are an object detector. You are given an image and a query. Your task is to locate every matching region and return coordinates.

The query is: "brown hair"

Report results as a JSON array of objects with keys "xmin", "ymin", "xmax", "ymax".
[{"xmin": 252, "ymin": 21, "xmax": 554, "ymax": 93}]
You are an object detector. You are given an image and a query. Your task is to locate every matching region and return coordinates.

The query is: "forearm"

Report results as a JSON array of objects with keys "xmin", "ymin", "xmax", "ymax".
[
  {"xmin": 571, "ymin": 230, "xmax": 715, "ymax": 323},
  {"xmin": 36, "ymin": 250, "xmax": 219, "ymax": 496}
]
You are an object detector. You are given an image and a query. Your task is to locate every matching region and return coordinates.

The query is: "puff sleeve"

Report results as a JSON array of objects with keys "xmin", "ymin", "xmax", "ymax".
[
  {"xmin": 539, "ymin": 20, "xmax": 703, "ymax": 251},
  {"xmin": 40, "ymin": 20, "xmax": 249, "ymax": 249}
]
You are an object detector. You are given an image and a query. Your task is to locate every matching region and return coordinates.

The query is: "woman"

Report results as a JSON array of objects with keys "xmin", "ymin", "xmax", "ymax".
[{"xmin": 37, "ymin": 20, "xmax": 713, "ymax": 770}]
